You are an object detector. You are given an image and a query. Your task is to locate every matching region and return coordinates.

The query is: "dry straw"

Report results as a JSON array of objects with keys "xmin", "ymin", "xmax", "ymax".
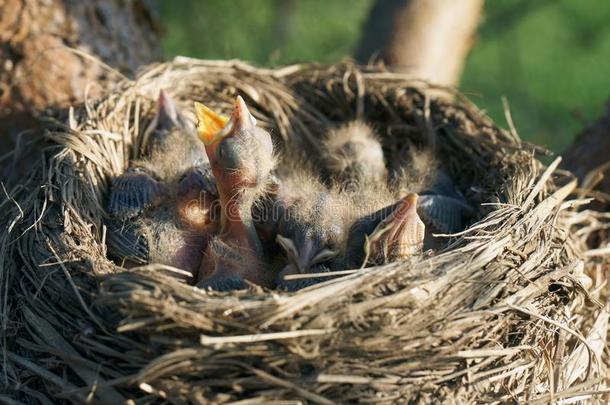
[{"xmin": 1, "ymin": 58, "xmax": 608, "ymax": 403}]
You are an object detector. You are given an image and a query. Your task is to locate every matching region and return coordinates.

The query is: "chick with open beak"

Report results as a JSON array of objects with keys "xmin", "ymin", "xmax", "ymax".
[{"xmin": 194, "ymin": 96, "xmax": 275, "ymax": 290}]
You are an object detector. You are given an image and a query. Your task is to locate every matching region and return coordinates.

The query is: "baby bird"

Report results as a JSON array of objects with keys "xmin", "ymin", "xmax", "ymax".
[
  {"xmin": 271, "ymin": 122, "xmax": 387, "ymax": 282},
  {"xmin": 269, "ymin": 166, "xmax": 350, "ymax": 290},
  {"xmin": 393, "ymin": 147, "xmax": 475, "ymax": 248},
  {"xmin": 106, "ymin": 90, "xmax": 219, "ymax": 278},
  {"xmin": 323, "ymin": 120, "xmax": 474, "ymax": 248},
  {"xmin": 108, "ymin": 90, "xmax": 210, "ymax": 219},
  {"xmin": 320, "ymin": 121, "xmax": 387, "ymax": 189},
  {"xmin": 194, "ymin": 96, "xmax": 276, "ymax": 290}
]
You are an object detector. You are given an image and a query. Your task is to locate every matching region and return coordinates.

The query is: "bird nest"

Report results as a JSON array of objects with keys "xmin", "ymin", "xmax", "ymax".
[{"xmin": 1, "ymin": 58, "xmax": 608, "ymax": 404}]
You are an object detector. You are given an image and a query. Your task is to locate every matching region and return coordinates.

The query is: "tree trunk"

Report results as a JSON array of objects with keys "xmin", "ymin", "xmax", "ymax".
[
  {"xmin": 356, "ymin": 0, "xmax": 484, "ymax": 88},
  {"xmin": 0, "ymin": 0, "xmax": 162, "ymax": 153},
  {"xmin": 562, "ymin": 104, "xmax": 610, "ymax": 195}
]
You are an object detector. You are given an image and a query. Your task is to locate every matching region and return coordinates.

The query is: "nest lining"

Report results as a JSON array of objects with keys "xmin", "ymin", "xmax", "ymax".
[{"xmin": 0, "ymin": 58, "xmax": 607, "ymax": 404}]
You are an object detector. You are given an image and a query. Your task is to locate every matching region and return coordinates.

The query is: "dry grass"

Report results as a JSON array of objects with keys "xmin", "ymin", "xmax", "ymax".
[{"xmin": 1, "ymin": 58, "xmax": 608, "ymax": 403}]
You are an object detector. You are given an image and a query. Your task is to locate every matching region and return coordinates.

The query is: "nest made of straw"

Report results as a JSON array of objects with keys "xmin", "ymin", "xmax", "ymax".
[{"xmin": 1, "ymin": 58, "xmax": 608, "ymax": 404}]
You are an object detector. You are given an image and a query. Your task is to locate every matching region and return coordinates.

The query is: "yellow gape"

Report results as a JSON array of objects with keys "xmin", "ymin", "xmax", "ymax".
[{"xmin": 194, "ymin": 102, "xmax": 229, "ymax": 145}]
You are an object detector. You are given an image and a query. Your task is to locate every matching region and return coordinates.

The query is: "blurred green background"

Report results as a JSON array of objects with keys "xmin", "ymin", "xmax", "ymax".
[{"xmin": 159, "ymin": 0, "xmax": 610, "ymax": 153}]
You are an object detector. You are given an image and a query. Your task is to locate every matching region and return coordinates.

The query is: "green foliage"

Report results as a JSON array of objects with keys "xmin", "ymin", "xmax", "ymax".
[
  {"xmin": 462, "ymin": 0, "xmax": 610, "ymax": 152},
  {"xmin": 160, "ymin": 0, "xmax": 610, "ymax": 152},
  {"xmin": 159, "ymin": 0, "xmax": 371, "ymax": 65}
]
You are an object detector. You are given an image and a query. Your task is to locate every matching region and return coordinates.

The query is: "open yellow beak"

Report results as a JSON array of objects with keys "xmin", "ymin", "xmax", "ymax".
[{"xmin": 194, "ymin": 102, "xmax": 229, "ymax": 145}]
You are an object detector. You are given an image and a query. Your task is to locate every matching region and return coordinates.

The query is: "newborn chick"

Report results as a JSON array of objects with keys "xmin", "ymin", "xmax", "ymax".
[
  {"xmin": 316, "ymin": 123, "xmax": 473, "ymax": 267},
  {"xmin": 108, "ymin": 90, "xmax": 214, "ymax": 219},
  {"xmin": 269, "ymin": 121, "xmax": 386, "ymax": 290},
  {"xmin": 106, "ymin": 90, "xmax": 219, "ymax": 277},
  {"xmin": 393, "ymin": 147, "xmax": 475, "ymax": 248},
  {"xmin": 320, "ymin": 120, "xmax": 387, "ymax": 189},
  {"xmin": 316, "ymin": 122, "xmax": 424, "ymax": 267},
  {"xmin": 268, "ymin": 165, "xmax": 350, "ymax": 290},
  {"xmin": 195, "ymin": 96, "xmax": 275, "ymax": 290}
]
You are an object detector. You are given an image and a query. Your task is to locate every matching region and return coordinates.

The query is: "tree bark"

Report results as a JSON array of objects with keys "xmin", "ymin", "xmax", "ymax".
[
  {"xmin": 356, "ymin": 0, "xmax": 484, "ymax": 88},
  {"xmin": 0, "ymin": 0, "xmax": 162, "ymax": 153},
  {"xmin": 562, "ymin": 104, "xmax": 610, "ymax": 194}
]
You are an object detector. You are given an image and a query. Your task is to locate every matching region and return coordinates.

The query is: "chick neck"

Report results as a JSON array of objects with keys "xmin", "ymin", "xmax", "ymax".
[{"xmin": 219, "ymin": 186, "xmax": 263, "ymax": 260}]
